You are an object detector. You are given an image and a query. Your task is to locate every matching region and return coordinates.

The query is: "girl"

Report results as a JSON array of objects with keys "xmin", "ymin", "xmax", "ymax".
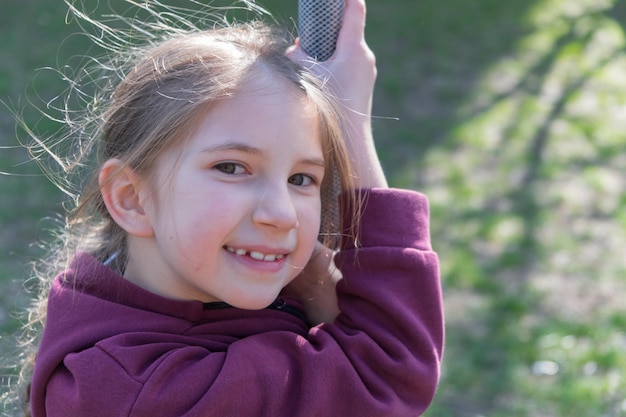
[{"xmin": 15, "ymin": 0, "xmax": 444, "ymax": 415}]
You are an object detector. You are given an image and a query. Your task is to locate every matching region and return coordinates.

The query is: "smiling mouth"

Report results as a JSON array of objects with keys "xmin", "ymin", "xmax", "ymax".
[{"xmin": 224, "ymin": 246, "xmax": 286, "ymax": 262}]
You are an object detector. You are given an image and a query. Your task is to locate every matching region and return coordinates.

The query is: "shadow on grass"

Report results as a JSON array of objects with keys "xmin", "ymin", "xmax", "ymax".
[
  {"xmin": 606, "ymin": 0, "xmax": 626, "ymax": 39},
  {"xmin": 389, "ymin": 1, "xmax": 626, "ymax": 416},
  {"xmin": 362, "ymin": 0, "xmax": 626, "ymax": 415},
  {"xmin": 367, "ymin": 0, "xmax": 536, "ymax": 165}
]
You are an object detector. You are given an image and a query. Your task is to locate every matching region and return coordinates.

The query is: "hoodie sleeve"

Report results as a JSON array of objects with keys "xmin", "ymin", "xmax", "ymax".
[{"xmin": 38, "ymin": 188, "xmax": 443, "ymax": 417}]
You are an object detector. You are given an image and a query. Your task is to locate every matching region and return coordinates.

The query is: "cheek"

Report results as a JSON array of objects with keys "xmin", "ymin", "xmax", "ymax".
[
  {"xmin": 174, "ymin": 203, "xmax": 227, "ymax": 245},
  {"xmin": 151, "ymin": 193, "xmax": 213, "ymax": 249},
  {"xmin": 299, "ymin": 200, "xmax": 322, "ymax": 242}
]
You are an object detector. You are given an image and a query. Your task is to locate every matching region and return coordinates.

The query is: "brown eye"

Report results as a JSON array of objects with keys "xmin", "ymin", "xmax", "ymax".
[{"xmin": 215, "ymin": 162, "xmax": 246, "ymax": 175}]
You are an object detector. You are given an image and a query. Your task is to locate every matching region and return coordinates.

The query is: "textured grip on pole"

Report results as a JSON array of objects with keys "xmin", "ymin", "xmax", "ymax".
[{"xmin": 298, "ymin": 0, "xmax": 344, "ymax": 61}]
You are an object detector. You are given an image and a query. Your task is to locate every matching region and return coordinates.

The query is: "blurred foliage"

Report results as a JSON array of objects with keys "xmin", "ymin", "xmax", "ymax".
[{"xmin": 1, "ymin": 0, "xmax": 625, "ymax": 416}]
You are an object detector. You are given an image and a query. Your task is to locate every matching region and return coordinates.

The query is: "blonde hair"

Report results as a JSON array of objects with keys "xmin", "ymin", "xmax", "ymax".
[{"xmin": 6, "ymin": 1, "xmax": 358, "ymax": 415}]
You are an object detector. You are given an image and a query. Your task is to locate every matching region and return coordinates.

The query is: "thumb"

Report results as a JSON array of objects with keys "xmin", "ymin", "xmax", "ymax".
[{"xmin": 336, "ymin": 0, "xmax": 367, "ymax": 50}]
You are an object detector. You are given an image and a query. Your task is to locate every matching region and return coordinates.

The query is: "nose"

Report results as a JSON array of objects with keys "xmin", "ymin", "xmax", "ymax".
[{"xmin": 252, "ymin": 183, "xmax": 299, "ymax": 230}]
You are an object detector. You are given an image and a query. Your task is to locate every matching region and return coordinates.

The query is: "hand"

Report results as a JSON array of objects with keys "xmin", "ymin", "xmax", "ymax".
[
  {"xmin": 282, "ymin": 242, "xmax": 342, "ymax": 325},
  {"xmin": 287, "ymin": 0, "xmax": 388, "ymax": 189}
]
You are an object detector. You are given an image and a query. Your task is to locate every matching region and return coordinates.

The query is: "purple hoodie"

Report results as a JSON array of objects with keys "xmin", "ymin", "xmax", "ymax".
[{"xmin": 30, "ymin": 188, "xmax": 444, "ymax": 416}]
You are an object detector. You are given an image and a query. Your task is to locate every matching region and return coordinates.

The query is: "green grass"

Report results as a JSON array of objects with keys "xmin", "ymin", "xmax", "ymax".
[{"xmin": 2, "ymin": 0, "xmax": 626, "ymax": 416}]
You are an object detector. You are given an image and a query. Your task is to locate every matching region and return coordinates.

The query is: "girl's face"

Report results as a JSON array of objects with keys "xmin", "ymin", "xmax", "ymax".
[{"xmin": 125, "ymin": 77, "xmax": 325, "ymax": 309}]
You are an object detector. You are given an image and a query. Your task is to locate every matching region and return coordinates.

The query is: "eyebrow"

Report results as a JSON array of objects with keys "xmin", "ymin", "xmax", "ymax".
[
  {"xmin": 201, "ymin": 142, "xmax": 326, "ymax": 167},
  {"xmin": 201, "ymin": 142, "xmax": 263, "ymax": 155}
]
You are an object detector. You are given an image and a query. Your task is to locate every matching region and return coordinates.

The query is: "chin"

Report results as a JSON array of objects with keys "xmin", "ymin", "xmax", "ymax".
[{"xmin": 225, "ymin": 293, "xmax": 281, "ymax": 311}]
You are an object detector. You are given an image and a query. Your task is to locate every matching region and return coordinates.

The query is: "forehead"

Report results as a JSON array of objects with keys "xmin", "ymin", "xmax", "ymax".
[{"xmin": 174, "ymin": 75, "xmax": 323, "ymax": 153}]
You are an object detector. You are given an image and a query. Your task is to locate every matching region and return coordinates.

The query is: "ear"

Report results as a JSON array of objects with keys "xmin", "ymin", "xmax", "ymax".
[{"xmin": 99, "ymin": 159, "xmax": 154, "ymax": 237}]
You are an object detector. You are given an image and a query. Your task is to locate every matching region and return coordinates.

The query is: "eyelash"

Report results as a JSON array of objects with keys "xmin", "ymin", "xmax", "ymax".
[{"xmin": 213, "ymin": 162, "xmax": 318, "ymax": 187}]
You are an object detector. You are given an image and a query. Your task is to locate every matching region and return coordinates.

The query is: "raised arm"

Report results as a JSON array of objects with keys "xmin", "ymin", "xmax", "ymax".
[{"xmin": 287, "ymin": 0, "xmax": 388, "ymax": 189}]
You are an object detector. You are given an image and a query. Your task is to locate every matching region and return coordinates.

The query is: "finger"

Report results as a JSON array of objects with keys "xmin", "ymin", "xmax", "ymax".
[{"xmin": 336, "ymin": 0, "xmax": 367, "ymax": 48}]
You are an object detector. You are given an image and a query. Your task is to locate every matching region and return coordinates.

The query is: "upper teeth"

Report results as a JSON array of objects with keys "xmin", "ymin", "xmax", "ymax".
[{"xmin": 225, "ymin": 246, "xmax": 284, "ymax": 262}]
